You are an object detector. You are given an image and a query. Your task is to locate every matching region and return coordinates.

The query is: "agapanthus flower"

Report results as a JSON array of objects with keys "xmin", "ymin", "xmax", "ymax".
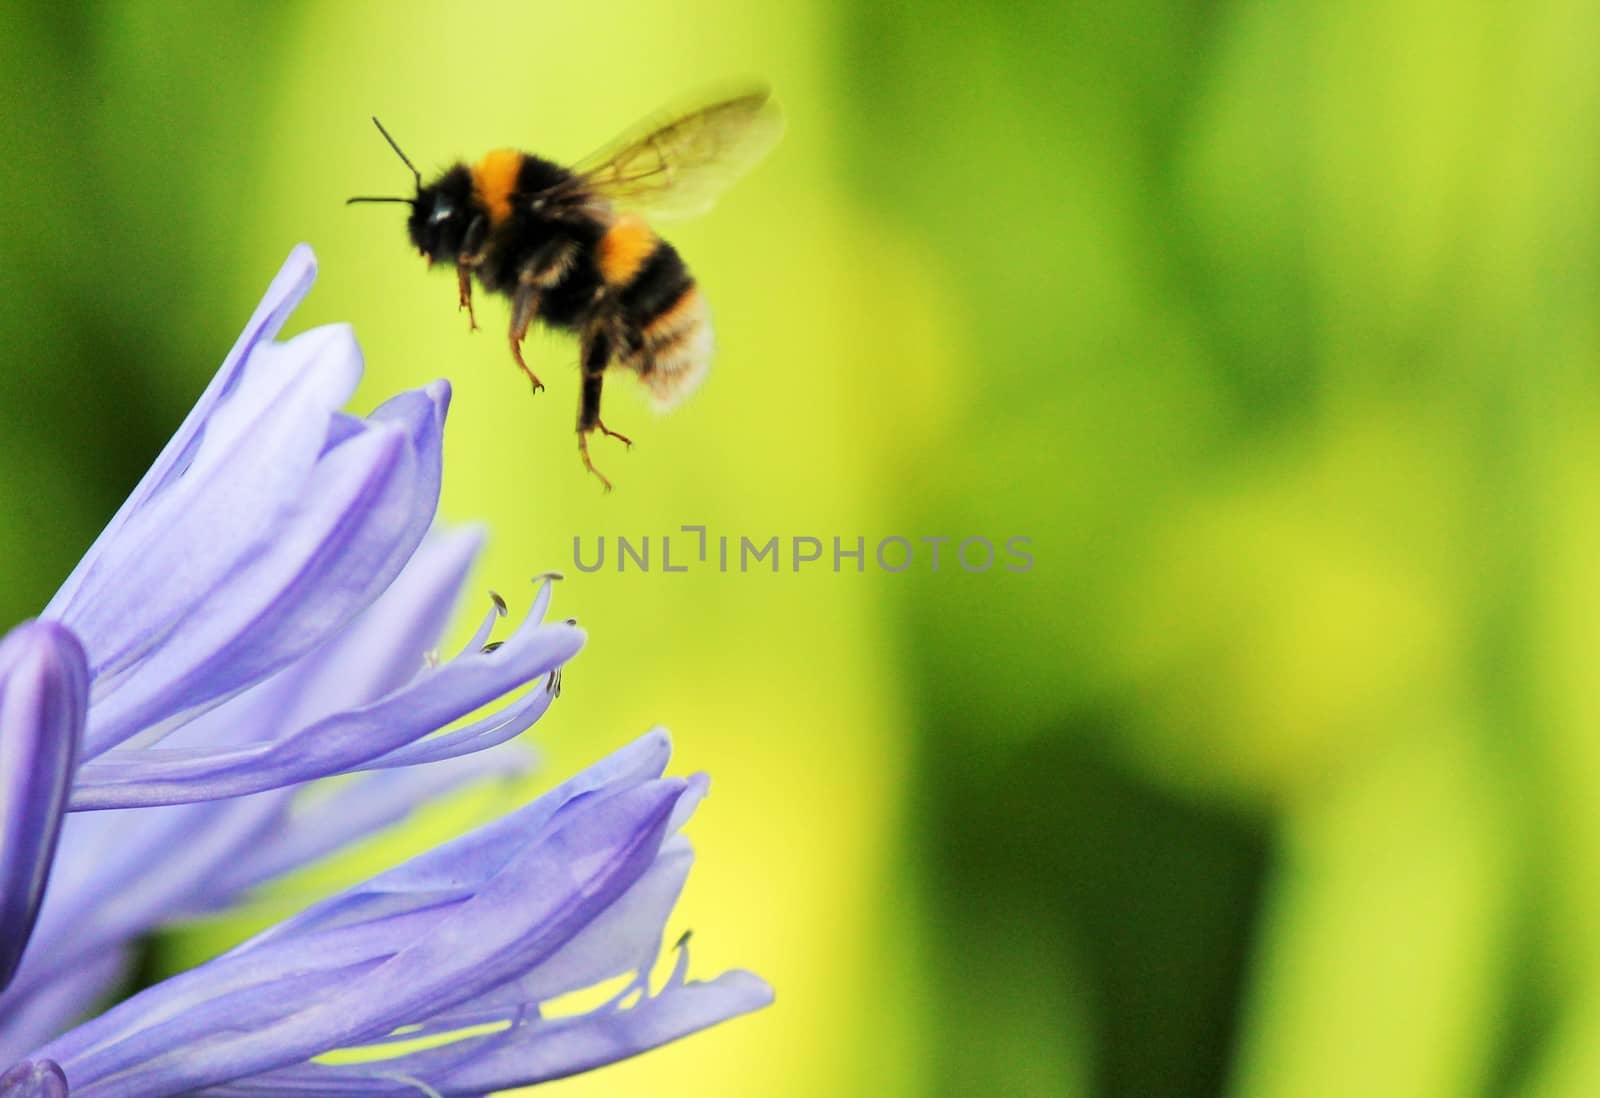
[
  {"xmin": 0, "ymin": 529, "xmax": 554, "ymax": 1059},
  {"xmin": 42, "ymin": 246, "xmax": 578, "ymax": 810},
  {"xmin": 0, "ymin": 247, "xmax": 770, "ymax": 1092},
  {"xmin": 1, "ymin": 243, "xmax": 578, "ymax": 1012},
  {"xmin": 6, "ymin": 733, "xmax": 770, "ymax": 1097}
]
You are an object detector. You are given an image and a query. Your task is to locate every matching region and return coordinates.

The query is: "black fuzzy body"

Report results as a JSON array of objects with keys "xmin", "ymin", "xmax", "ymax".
[
  {"xmin": 473, "ymin": 156, "xmax": 606, "ymax": 331},
  {"xmin": 409, "ymin": 154, "xmax": 607, "ymax": 333},
  {"xmin": 403, "ymin": 151, "xmax": 706, "ymax": 444}
]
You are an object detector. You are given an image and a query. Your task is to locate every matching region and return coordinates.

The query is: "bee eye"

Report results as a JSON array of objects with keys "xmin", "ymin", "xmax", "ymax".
[{"xmin": 429, "ymin": 197, "xmax": 455, "ymax": 225}]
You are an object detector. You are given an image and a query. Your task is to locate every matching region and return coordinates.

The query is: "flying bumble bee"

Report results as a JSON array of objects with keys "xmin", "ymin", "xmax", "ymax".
[{"xmin": 347, "ymin": 88, "xmax": 784, "ymax": 490}]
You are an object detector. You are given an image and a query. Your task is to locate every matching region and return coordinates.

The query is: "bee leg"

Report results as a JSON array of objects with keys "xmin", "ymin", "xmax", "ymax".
[
  {"xmin": 595, "ymin": 419, "xmax": 632, "ymax": 448},
  {"xmin": 577, "ymin": 432, "xmax": 612, "ymax": 493},
  {"xmin": 508, "ymin": 280, "xmax": 545, "ymax": 394},
  {"xmin": 576, "ymin": 326, "xmax": 625, "ymax": 491},
  {"xmin": 456, "ymin": 214, "xmax": 488, "ymax": 331},
  {"xmin": 456, "ymin": 266, "xmax": 478, "ymax": 331},
  {"xmin": 596, "ymin": 337, "xmax": 643, "ymax": 448}
]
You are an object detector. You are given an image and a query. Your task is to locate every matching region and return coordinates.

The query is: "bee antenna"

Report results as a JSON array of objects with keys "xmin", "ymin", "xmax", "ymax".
[
  {"xmin": 345, "ymin": 196, "xmax": 415, "ymax": 205},
  {"xmin": 370, "ymin": 116, "xmax": 423, "ymax": 191}
]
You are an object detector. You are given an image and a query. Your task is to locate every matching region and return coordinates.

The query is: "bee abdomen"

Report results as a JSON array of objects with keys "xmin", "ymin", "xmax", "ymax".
[
  {"xmin": 598, "ymin": 214, "xmax": 660, "ymax": 287},
  {"xmin": 619, "ymin": 237, "xmax": 691, "ymax": 318},
  {"xmin": 616, "ymin": 242, "xmax": 711, "ymax": 410}
]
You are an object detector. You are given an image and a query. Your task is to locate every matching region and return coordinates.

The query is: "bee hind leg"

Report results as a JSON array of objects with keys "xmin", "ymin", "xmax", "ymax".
[
  {"xmin": 577, "ymin": 431, "xmax": 613, "ymax": 493},
  {"xmin": 596, "ymin": 418, "xmax": 632, "ymax": 447},
  {"xmin": 576, "ymin": 326, "xmax": 628, "ymax": 491}
]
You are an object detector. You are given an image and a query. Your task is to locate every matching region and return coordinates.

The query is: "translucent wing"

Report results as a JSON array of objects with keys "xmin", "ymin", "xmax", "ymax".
[{"xmin": 550, "ymin": 88, "xmax": 784, "ymax": 221}]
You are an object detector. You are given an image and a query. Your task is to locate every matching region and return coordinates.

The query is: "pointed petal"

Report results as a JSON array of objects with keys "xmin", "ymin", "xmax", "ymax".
[
  {"xmin": 0, "ymin": 622, "xmax": 88, "ymax": 991},
  {"xmin": 67, "ymin": 617, "xmax": 580, "ymax": 809},
  {"xmin": 204, "ymin": 971, "xmax": 774, "ymax": 1096},
  {"xmin": 38, "ymin": 773, "xmax": 690, "ymax": 1096},
  {"xmin": 168, "ymin": 525, "xmax": 487, "ymax": 750},
  {"xmin": 426, "ymin": 970, "xmax": 774, "ymax": 1092},
  {"xmin": 42, "ymin": 246, "xmax": 318, "ymax": 623},
  {"xmin": 248, "ymin": 730, "xmax": 672, "ymax": 946},
  {"xmin": 62, "ymin": 322, "xmax": 364, "ymax": 696},
  {"xmin": 209, "ymin": 745, "xmax": 538, "ymax": 896},
  {"xmin": 80, "ymin": 382, "xmax": 450, "ymax": 758}
]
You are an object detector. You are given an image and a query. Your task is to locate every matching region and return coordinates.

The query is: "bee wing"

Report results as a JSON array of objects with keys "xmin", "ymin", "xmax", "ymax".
[{"xmin": 550, "ymin": 88, "xmax": 784, "ymax": 221}]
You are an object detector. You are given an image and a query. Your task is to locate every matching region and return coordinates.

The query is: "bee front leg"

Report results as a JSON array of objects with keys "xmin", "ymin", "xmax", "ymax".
[
  {"xmin": 456, "ymin": 214, "xmax": 488, "ymax": 332},
  {"xmin": 576, "ymin": 324, "xmax": 629, "ymax": 491},
  {"xmin": 456, "ymin": 266, "xmax": 478, "ymax": 331}
]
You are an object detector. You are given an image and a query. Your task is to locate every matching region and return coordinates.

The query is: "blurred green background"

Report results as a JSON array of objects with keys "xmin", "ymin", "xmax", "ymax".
[{"xmin": 5, "ymin": 0, "xmax": 1600, "ymax": 1095}]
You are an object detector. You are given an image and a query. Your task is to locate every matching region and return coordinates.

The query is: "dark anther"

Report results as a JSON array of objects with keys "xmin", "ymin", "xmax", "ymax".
[
  {"xmin": 481, "ymin": 641, "xmax": 504, "ymax": 654},
  {"xmin": 489, "ymin": 590, "xmax": 508, "ymax": 616}
]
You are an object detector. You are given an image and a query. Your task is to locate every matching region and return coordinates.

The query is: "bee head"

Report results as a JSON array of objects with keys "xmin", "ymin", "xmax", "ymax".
[
  {"xmin": 348, "ymin": 118, "xmax": 475, "ymax": 265},
  {"xmin": 407, "ymin": 166, "xmax": 475, "ymax": 265}
]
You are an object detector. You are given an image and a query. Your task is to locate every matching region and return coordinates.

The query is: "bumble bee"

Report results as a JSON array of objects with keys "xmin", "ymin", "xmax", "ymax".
[{"xmin": 347, "ymin": 89, "xmax": 784, "ymax": 490}]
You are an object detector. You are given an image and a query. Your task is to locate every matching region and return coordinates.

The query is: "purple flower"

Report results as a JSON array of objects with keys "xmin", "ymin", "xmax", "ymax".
[
  {"xmin": 7, "ymin": 733, "xmax": 771, "ymax": 1097},
  {"xmin": 0, "ymin": 246, "xmax": 769, "ymax": 1092},
  {"xmin": 4, "ymin": 242, "xmax": 579, "ymax": 1016},
  {"xmin": 0, "ymin": 531, "xmax": 552, "ymax": 1058},
  {"xmin": 39, "ymin": 246, "xmax": 579, "ymax": 809}
]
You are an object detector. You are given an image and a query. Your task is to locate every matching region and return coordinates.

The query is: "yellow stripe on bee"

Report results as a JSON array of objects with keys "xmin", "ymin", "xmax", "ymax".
[
  {"xmin": 598, "ymin": 214, "xmax": 659, "ymax": 286},
  {"xmin": 471, "ymin": 148, "xmax": 523, "ymax": 225},
  {"xmin": 644, "ymin": 286, "xmax": 704, "ymax": 341}
]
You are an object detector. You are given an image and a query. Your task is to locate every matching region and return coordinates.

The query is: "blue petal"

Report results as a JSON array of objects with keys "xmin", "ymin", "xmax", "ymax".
[
  {"xmin": 392, "ymin": 836, "xmax": 698, "ymax": 1037},
  {"xmin": 354, "ymin": 678, "xmax": 554, "ymax": 769},
  {"xmin": 0, "ymin": 529, "xmax": 539, "ymax": 1044},
  {"xmin": 4, "ymin": 800, "xmax": 297, "ymax": 1016},
  {"xmin": 207, "ymin": 746, "xmax": 537, "ymax": 896},
  {"xmin": 42, "ymin": 246, "xmax": 318, "ymax": 625},
  {"xmin": 167, "ymin": 526, "xmax": 487, "ymax": 751},
  {"xmin": 66, "ymin": 616, "xmax": 580, "ymax": 809},
  {"xmin": 43, "ymin": 248, "xmax": 464, "ymax": 765},
  {"xmin": 0, "ymin": 952, "xmax": 128, "ymax": 1067},
  {"xmin": 249, "ymin": 729, "xmax": 672, "ymax": 945},
  {"xmin": 383, "ymin": 970, "xmax": 774, "ymax": 1093},
  {"xmin": 64, "ymin": 323, "xmax": 365, "ymax": 708},
  {"xmin": 77, "ymin": 378, "xmax": 448, "ymax": 758},
  {"xmin": 36, "ymin": 764, "xmax": 692, "ymax": 1095},
  {"xmin": 201, "ymin": 970, "xmax": 774, "ymax": 1096},
  {"xmin": 0, "ymin": 622, "xmax": 88, "ymax": 992}
]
